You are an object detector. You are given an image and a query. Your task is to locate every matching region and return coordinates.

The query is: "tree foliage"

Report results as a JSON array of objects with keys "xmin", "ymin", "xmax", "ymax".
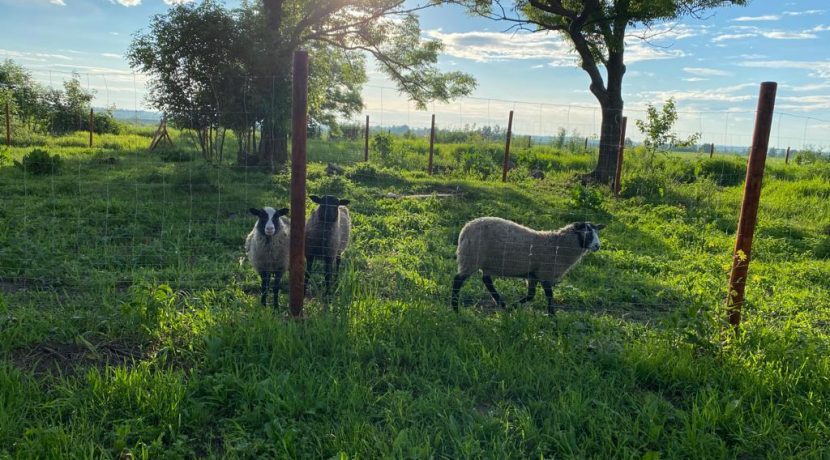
[
  {"xmin": 635, "ymin": 97, "xmax": 700, "ymax": 162},
  {"xmin": 129, "ymin": 0, "xmax": 476, "ymax": 169}
]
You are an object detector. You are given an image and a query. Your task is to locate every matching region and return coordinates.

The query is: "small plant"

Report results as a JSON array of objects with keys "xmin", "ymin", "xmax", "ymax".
[
  {"xmin": 695, "ymin": 158, "xmax": 746, "ymax": 186},
  {"xmin": 371, "ymin": 132, "xmax": 394, "ymax": 160},
  {"xmin": 569, "ymin": 184, "xmax": 604, "ymax": 210},
  {"xmin": 14, "ymin": 148, "xmax": 62, "ymax": 175}
]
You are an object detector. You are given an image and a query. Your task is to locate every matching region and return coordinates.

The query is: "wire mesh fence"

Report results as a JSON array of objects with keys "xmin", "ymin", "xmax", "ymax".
[{"xmin": 1, "ymin": 70, "xmax": 829, "ymax": 328}]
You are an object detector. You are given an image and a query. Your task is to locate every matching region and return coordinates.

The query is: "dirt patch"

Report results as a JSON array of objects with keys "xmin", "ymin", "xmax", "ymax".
[{"xmin": 10, "ymin": 338, "xmax": 151, "ymax": 377}]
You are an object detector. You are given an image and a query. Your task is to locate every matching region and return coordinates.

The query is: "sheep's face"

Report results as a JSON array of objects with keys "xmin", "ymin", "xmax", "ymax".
[
  {"xmin": 250, "ymin": 207, "xmax": 288, "ymax": 237},
  {"xmin": 574, "ymin": 222, "xmax": 606, "ymax": 252},
  {"xmin": 310, "ymin": 195, "xmax": 349, "ymax": 225}
]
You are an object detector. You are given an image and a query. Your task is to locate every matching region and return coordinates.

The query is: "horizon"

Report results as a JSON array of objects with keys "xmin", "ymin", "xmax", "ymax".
[{"xmin": 2, "ymin": 0, "xmax": 829, "ymax": 150}]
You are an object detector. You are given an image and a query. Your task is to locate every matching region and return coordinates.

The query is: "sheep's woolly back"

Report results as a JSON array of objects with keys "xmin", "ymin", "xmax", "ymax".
[
  {"xmin": 456, "ymin": 217, "xmax": 590, "ymax": 282},
  {"xmin": 245, "ymin": 215, "xmax": 290, "ymax": 273},
  {"xmin": 305, "ymin": 206, "xmax": 351, "ymax": 258}
]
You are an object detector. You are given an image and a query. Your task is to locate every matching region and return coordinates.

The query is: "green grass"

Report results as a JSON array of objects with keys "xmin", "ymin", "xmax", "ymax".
[{"xmin": 1, "ymin": 131, "xmax": 829, "ymax": 458}]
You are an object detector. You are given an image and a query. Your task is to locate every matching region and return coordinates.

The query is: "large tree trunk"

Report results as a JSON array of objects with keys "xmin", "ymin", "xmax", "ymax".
[
  {"xmin": 585, "ymin": 53, "xmax": 625, "ymax": 185},
  {"xmin": 259, "ymin": 119, "xmax": 288, "ymax": 172}
]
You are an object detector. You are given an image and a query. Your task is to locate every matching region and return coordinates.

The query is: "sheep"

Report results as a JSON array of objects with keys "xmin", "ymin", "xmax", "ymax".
[
  {"xmin": 304, "ymin": 195, "xmax": 351, "ymax": 304},
  {"xmin": 245, "ymin": 206, "xmax": 290, "ymax": 308},
  {"xmin": 450, "ymin": 218, "xmax": 606, "ymax": 314}
]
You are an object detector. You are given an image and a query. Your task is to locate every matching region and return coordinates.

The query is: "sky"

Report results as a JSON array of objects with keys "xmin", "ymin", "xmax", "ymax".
[{"xmin": 1, "ymin": 0, "xmax": 829, "ymax": 149}]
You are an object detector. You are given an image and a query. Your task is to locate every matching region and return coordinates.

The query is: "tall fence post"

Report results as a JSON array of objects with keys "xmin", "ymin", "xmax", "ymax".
[
  {"xmin": 502, "ymin": 110, "xmax": 514, "ymax": 182},
  {"xmin": 584, "ymin": 137, "xmax": 588, "ymax": 151},
  {"xmin": 613, "ymin": 116, "xmax": 627, "ymax": 196},
  {"xmin": 363, "ymin": 115, "xmax": 369, "ymax": 162},
  {"xmin": 725, "ymin": 82, "xmax": 777, "ymax": 331},
  {"xmin": 709, "ymin": 143, "xmax": 715, "ymax": 159},
  {"xmin": 785, "ymin": 146, "xmax": 791, "ymax": 165},
  {"xmin": 4, "ymin": 101, "xmax": 10, "ymax": 147},
  {"xmin": 289, "ymin": 50, "xmax": 309, "ymax": 318},
  {"xmin": 428, "ymin": 114, "xmax": 436, "ymax": 175},
  {"xmin": 88, "ymin": 108, "xmax": 94, "ymax": 147}
]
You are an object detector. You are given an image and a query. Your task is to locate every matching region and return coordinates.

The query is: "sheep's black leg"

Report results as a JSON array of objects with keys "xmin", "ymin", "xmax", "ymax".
[
  {"xmin": 482, "ymin": 274, "xmax": 505, "ymax": 309},
  {"xmin": 542, "ymin": 280, "xmax": 556, "ymax": 314},
  {"xmin": 451, "ymin": 274, "xmax": 469, "ymax": 312},
  {"xmin": 323, "ymin": 257, "xmax": 334, "ymax": 311},
  {"xmin": 518, "ymin": 274, "xmax": 538, "ymax": 304},
  {"xmin": 272, "ymin": 270, "xmax": 282, "ymax": 309},
  {"xmin": 304, "ymin": 255, "xmax": 315, "ymax": 297},
  {"xmin": 259, "ymin": 271, "xmax": 270, "ymax": 306}
]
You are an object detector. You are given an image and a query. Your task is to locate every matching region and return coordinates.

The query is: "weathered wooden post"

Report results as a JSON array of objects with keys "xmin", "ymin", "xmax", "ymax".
[
  {"xmin": 709, "ymin": 143, "xmax": 715, "ymax": 159},
  {"xmin": 584, "ymin": 137, "xmax": 589, "ymax": 151},
  {"xmin": 4, "ymin": 101, "xmax": 10, "ymax": 147},
  {"xmin": 363, "ymin": 115, "xmax": 369, "ymax": 162},
  {"xmin": 613, "ymin": 116, "xmax": 627, "ymax": 196},
  {"xmin": 785, "ymin": 146, "xmax": 791, "ymax": 165},
  {"xmin": 289, "ymin": 50, "xmax": 309, "ymax": 318},
  {"xmin": 428, "ymin": 114, "xmax": 436, "ymax": 175},
  {"xmin": 725, "ymin": 82, "xmax": 777, "ymax": 331},
  {"xmin": 502, "ymin": 110, "xmax": 514, "ymax": 182},
  {"xmin": 88, "ymin": 108, "xmax": 94, "ymax": 147}
]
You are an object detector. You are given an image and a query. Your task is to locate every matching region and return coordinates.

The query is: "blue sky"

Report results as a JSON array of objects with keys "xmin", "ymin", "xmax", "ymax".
[{"xmin": 1, "ymin": 0, "xmax": 829, "ymax": 148}]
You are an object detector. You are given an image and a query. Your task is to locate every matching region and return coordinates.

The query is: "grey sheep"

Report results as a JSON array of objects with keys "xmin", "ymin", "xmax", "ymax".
[
  {"xmin": 246, "ymin": 206, "xmax": 290, "ymax": 308},
  {"xmin": 451, "ymin": 217, "xmax": 605, "ymax": 313},
  {"xmin": 304, "ymin": 195, "xmax": 351, "ymax": 304}
]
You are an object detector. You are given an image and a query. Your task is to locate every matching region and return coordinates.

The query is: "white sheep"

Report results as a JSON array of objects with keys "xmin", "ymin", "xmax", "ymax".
[
  {"xmin": 245, "ymin": 206, "xmax": 290, "ymax": 308},
  {"xmin": 451, "ymin": 217, "xmax": 605, "ymax": 313},
  {"xmin": 304, "ymin": 195, "xmax": 351, "ymax": 304}
]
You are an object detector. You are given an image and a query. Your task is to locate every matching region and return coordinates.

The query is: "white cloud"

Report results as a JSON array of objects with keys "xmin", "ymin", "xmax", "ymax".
[
  {"xmin": 637, "ymin": 83, "xmax": 757, "ymax": 104},
  {"xmin": 164, "ymin": 0, "xmax": 194, "ymax": 4},
  {"xmin": 739, "ymin": 60, "xmax": 830, "ymax": 80},
  {"xmin": 783, "ymin": 10, "xmax": 825, "ymax": 16},
  {"xmin": 713, "ymin": 26, "xmax": 819, "ymax": 42},
  {"xmin": 424, "ymin": 29, "xmax": 571, "ymax": 63},
  {"xmin": 808, "ymin": 25, "xmax": 830, "ymax": 32},
  {"xmin": 101, "ymin": 53, "xmax": 123, "ymax": 59},
  {"xmin": 50, "ymin": 0, "xmax": 65, "ymax": 5},
  {"xmin": 0, "ymin": 48, "xmax": 72, "ymax": 62},
  {"xmin": 732, "ymin": 15, "xmax": 780, "ymax": 22},
  {"xmin": 683, "ymin": 67, "xmax": 732, "ymax": 77},
  {"xmin": 683, "ymin": 77, "xmax": 709, "ymax": 82}
]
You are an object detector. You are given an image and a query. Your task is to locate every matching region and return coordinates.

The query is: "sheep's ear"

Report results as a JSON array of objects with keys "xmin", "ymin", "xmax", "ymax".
[
  {"xmin": 310, "ymin": 195, "xmax": 321, "ymax": 204},
  {"xmin": 249, "ymin": 208, "xmax": 262, "ymax": 217},
  {"xmin": 594, "ymin": 223, "xmax": 607, "ymax": 231},
  {"xmin": 338, "ymin": 199, "xmax": 350, "ymax": 206},
  {"xmin": 277, "ymin": 208, "xmax": 289, "ymax": 216}
]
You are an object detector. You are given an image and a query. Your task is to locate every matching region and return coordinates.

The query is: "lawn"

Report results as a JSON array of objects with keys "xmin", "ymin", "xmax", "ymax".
[{"xmin": 1, "ymin": 130, "xmax": 829, "ymax": 458}]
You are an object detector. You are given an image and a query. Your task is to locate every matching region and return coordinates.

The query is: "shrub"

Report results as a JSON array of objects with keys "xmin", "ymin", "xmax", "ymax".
[
  {"xmin": 569, "ymin": 185, "xmax": 605, "ymax": 210},
  {"xmin": 620, "ymin": 173, "xmax": 667, "ymax": 199},
  {"xmin": 14, "ymin": 148, "xmax": 62, "ymax": 175},
  {"xmin": 160, "ymin": 149, "xmax": 193, "ymax": 162},
  {"xmin": 371, "ymin": 132, "xmax": 394, "ymax": 160},
  {"xmin": 694, "ymin": 158, "xmax": 746, "ymax": 186}
]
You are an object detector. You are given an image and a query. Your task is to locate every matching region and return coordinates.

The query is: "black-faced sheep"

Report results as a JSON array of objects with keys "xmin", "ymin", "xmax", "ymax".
[
  {"xmin": 304, "ymin": 195, "xmax": 351, "ymax": 304},
  {"xmin": 246, "ymin": 207, "xmax": 290, "ymax": 308},
  {"xmin": 451, "ymin": 218, "xmax": 605, "ymax": 313}
]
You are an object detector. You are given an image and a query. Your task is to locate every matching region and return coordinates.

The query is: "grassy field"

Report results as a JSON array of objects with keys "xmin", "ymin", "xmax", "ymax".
[{"xmin": 1, "ymin": 129, "xmax": 829, "ymax": 458}]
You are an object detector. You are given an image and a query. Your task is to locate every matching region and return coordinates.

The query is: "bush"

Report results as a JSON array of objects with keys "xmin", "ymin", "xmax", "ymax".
[
  {"xmin": 694, "ymin": 158, "xmax": 746, "ymax": 186},
  {"xmin": 371, "ymin": 132, "xmax": 394, "ymax": 160},
  {"xmin": 160, "ymin": 149, "xmax": 193, "ymax": 162},
  {"xmin": 14, "ymin": 148, "xmax": 62, "ymax": 175},
  {"xmin": 620, "ymin": 173, "xmax": 667, "ymax": 199},
  {"xmin": 569, "ymin": 185, "xmax": 605, "ymax": 210}
]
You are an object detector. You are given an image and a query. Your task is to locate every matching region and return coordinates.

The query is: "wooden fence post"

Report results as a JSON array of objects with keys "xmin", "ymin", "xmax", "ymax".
[
  {"xmin": 613, "ymin": 116, "xmax": 627, "ymax": 196},
  {"xmin": 89, "ymin": 108, "xmax": 94, "ymax": 147},
  {"xmin": 4, "ymin": 101, "xmax": 10, "ymax": 147},
  {"xmin": 584, "ymin": 137, "xmax": 589, "ymax": 151},
  {"xmin": 502, "ymin": 110, "xmax": 514, "ymax": 182},
  {"xmin": 289, "ymin": 50, "xmax": 309, "ymax": 318},
  {"xmin": 428, "ymin": 114, "xmax": 435, "ymax": 175},
  {"xmin": 725, "ymin": 82, "xmax": 777, "ymax": 331},
  {"xmin": 709, "ymin": 143, "xmax": 715, "ymax": 159},
  {"xmin": 364, "ymin": 115, "xmax": 369, "ymax": 162},
  {"xmin": 785, "ymin": 146, "xmax": 791, "ymax": 165}
]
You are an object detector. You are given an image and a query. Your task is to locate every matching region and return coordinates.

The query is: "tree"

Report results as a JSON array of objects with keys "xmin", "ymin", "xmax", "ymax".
[
  {"xmin": 130, "ymin": 0, "xmax": 476, "ymax": 171},
  {"xmin": 456, "ymin": 0, "xmax": 745, "ymax": 185},
  {"xmin": 635, "ymin": 97, "xmax": 699, "ymax": 165}
]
